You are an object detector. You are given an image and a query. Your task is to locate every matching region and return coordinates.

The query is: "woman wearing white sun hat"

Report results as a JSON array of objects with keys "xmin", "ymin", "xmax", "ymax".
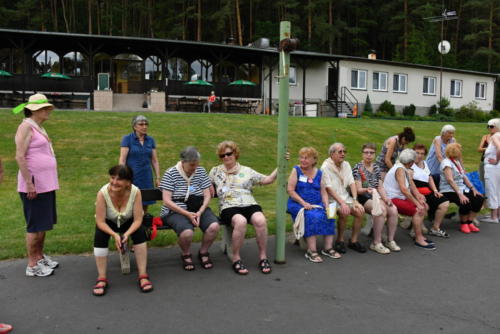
[{"xmin": 13, "ymin": 94, "xmax": 60, "ymax": 277}]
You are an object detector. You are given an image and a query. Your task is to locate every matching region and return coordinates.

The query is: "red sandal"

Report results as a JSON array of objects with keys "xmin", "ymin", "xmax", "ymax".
[
  {"xmin": 92, "ymin": 278, "xmax": 109, "ymax": 297},
  {"xmin": 138, "ymin": 274, "xmax": 153, "ymax": 293}
]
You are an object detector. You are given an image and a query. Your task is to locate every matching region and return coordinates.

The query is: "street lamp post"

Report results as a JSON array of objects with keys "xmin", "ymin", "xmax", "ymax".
[{"xmin": 424, "ymin": 8, "xmax": 458, "ymax": 112}]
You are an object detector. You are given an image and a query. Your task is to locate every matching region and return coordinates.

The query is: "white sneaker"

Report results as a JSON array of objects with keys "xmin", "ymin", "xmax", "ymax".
[
  {"xmin": 39, "ymin": 254, "xmax": 59, "ymax": 269},
  {"xmin": 370, "ymin": 243, "xmax": 390, "ymax": 254},
  {"xmin": 480, "ymin": 217, "xmax": 499, "ymax": 224},
  {"xmin": 26, "ymin": 264, "xmax": 54, "ymax": 277},
  {"xmin": 384, "ymin": 240, "xmax": 401, "ymax": 252}
]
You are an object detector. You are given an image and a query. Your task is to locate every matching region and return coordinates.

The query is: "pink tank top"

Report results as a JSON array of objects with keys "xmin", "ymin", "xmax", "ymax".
[{"xmin": 17, "ymin": 124, "xmax": 59, "ymax": 193}]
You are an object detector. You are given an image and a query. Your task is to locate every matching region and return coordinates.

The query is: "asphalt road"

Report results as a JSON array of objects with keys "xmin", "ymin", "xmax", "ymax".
[{"xmin": 1, "ymin": 219, "xmax": 500, "ymax": 334}]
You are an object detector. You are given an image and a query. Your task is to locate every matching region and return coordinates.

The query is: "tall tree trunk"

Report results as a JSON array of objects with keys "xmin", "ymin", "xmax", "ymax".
[
  {"xmin": 51, "ymin": 0, "xmax": 58, "ymax": 31},
  {"xmin": 61, "ymin": 0, "xmax": 70, "ymax": 32},
  {"xmin": 249, "ymin": 0, "xmax": 253, "ymax": 41},
  {"xmin": 108, "ymin": 0, "xmax": 113, "ymax": 35},
  {"xmin": 148, "ymin": 0, "xmax": 154, "ymax": 37},
  {"xmin": 196, "ymin": 0, "xmax": 202, "ymax": 41},
  {"xmin": 403, "ymin": 0, "xmax": 408, "ymax": 61},
  {"xmin": 487, "ymin": 1, "xmax": 493, "ymax": 72},
  {"xmin": 96, "ymin": 0, "xmax": 101, "ymax": 35},
  {"xmin": 40, "ymin": 0, "xmax": 46, "ymax": 31},
  {"xmin": 88, "ymin": 0, "xmax": 92, "ymax": 34},
  {"xmin": 454, "ymin": 0, "xmax": 462, "ymax": 55},
  {"xmin": 328, "ymin": 0, "xmax": 333, "ymax": 54},
  {"xmin": 307, "ymin": 0, "xmax": 312, "ymax": 43},
  {"xmin": 235, "ymin": 0, "xmax": 243, "ymax": 45},
  {"xmin": 182, "ymin": 1, "xmax": 186, "ymax": 40},
  {"xmin": 121, "ymin": 0, "xmax": 127, "ymax": 36}
]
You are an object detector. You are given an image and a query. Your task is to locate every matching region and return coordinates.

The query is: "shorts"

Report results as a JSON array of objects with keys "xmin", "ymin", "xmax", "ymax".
[
  {"xmin": 162, "ymin": 207, "xmax": 219, "ymax": 236},
  {"xmin": 93, "ymin": 218, "xmax": 148, "ymax": 247},
  {"xmin": 220, "ymin": 205, "xmax": 263, "ymax": 226},
  {"xmin": 20, "ymin": 191, "xmax": 57, "ymax": 233},
  {"xmin": 443, "ymin": 190, "xmax": 484, "ymax": 215},
  {"xmin": 391, "ymin": 198, "xmax": 417, "ymax": 216}
]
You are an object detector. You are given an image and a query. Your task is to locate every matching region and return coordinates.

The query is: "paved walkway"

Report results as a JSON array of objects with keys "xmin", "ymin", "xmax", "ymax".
[{"xmin": 1, "ymin": 219, "xmax": 500, "ymax": 334}]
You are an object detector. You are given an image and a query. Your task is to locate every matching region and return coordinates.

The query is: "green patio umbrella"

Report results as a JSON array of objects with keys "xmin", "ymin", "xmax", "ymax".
[
  {"xmin": 184, "ymin": 79, "xmax": 213, "ymax": 86},
  {"xmin": 41, "ymin": 72, "xmax": 71, "ymax": 79},
  {"xmin": 0, "ymin": 70, "xmax": 13, "ymax": 77},
  {"xmin": 227, "ymin": 80, "xmax": 256, "ymax": 86}
]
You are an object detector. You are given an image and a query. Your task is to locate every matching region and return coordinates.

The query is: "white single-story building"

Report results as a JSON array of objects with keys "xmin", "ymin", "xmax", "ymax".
[{"xmin": 263, "ymin": 53, "xmax": 498, "ymax": 116}]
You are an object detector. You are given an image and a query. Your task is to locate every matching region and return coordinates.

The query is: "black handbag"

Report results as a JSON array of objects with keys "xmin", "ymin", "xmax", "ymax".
[{"xmin": 185, "ymin": 195, "xmax": 204, "ymax": 212}]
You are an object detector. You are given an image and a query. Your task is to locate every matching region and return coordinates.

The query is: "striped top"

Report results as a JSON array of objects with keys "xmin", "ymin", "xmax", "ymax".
[
  {"xmin": 352, "ymin": 162, "xmax": 381, "ymax": 188},
  {"xmin": 159, "ymin": 165, "xmax": 211, "ymax": 217}
]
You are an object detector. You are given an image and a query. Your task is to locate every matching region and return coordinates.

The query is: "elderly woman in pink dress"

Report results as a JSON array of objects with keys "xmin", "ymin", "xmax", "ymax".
[{"xmin": 14, "ymin": 94, "xmax": 60, "ymax": 277}]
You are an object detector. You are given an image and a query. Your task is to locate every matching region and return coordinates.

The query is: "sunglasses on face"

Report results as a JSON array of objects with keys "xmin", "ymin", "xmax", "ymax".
[
  {"xmin": 488, "ymin": 125, "xmax": 495, "ymax": 129},
  {"xmin": 219, "ymin": 151, "xmax": 234, "ymax": 158},
  {"xmin": 136, "ymin": 123, "xmax": 148, "ymax": 126}
]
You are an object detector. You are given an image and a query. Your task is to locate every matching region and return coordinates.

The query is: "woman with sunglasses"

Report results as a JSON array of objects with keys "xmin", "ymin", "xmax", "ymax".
[
  {"xmin": 482, "ymin": 119, "xmax": 500, "ymax": 224},
  {"xmin": 209, "ymin": 141, "xmax": 279, "ymax": 275},
  {"xmin": 353, "ymin": 143, "xmax": 399, "ymax": 254},
  {"xmin": 119, "ymin": 115, "xmax": 161, "ymax": 213}
]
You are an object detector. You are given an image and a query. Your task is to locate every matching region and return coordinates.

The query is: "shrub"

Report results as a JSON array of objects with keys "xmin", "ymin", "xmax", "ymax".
[
  {"xmin": 402, "ymin": 104, "xmax": 416, "ymax": 116},
  {"xmin": 364, "ymin": 95, "xmax": 373, "ymax": 114},
  {"xmin": 377, "ymin": 100, "xmax": 396, "ymax": 116},
  {"xmin": 429, "ymin": 98, "xmax": 454, "ymax": 116},
  {"xmin": 455, "ymin": 102, "xmax": 489, "ymax": 122}
]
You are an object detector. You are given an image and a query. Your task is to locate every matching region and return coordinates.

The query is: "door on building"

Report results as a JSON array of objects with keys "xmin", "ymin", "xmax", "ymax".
[{"xmin": 327, "ymin": 66, "xmax": 338, "ymax": 100}]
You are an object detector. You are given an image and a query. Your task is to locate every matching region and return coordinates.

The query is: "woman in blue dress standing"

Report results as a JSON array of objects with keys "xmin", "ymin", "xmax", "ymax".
[
  {"xmin": 119, "ymin": 115, "xmax": 161, "ymax": 212},
  {"xmin": 287, "ymin": 147, "xmax": 341, "ymax": 263}
]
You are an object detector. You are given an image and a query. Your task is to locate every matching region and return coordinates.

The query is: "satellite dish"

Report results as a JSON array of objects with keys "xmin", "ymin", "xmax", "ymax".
[{"xmin": 438, "ymin": 40, "xmax": 451, "ymax": 54}]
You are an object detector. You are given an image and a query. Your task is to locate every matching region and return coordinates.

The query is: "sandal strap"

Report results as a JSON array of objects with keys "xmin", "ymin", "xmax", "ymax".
[
  {"xmin": 232, "ymin": 260, "xmax": 246, "ymax": 270},
  {"xmin": 138, "ymin": 274, "xmax": 150, "ymax": 280},
  {"xmin": 182, "ymin": 254, "xmax": 193, "ymax": 260}
]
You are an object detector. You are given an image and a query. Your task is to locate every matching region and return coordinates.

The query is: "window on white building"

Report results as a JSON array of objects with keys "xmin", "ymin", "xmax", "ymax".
[
  {"xmin": 393, "ymin": 73, "xmax": 407, "ymax": 93},
  {"xmin": 423, "ymin": 76, "xmax": 436, "ymax": 95},
  {"xmin": 450, "ymin": 79, "xmax": 462, "ymax": 97},
  {"xmin": 475, "ymin": 82, "xmax": 486, "ymax": 99},
  {"xmin": 373, "ymin": 72, "xmax": 387, "ymax": 91},
  {"xmin": 351, "ymin": 69, "xmax": 367, "ymax": 89}
]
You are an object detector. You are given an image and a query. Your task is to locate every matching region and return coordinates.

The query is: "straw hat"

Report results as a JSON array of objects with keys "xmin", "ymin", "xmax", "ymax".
[{"xmin": 25, "ymin": 94, "xmax": 54, "ymax": 111}]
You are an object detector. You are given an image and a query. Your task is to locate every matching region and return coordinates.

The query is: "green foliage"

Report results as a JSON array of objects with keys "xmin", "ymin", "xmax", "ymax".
[
  {"xmin": 402, "ymin": 104, "xmax": 416, "ymax": 116},
  {"xmin": 455, "ymin": 101, "xmax": 489, "ymax": 122},
  {"xmin": 377, "ymin": 100, "xmax": 396, "ymax": 116},
  {"xmin": 429, "ymin": 98, "xmax": 454, "ymax": 116},
  {"xmin": 363, "ymin": 95, "xmax": 373, "ymax": 114}
]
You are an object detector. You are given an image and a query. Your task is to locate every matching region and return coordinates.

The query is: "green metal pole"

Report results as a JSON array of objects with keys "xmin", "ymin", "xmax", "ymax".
[{"xmin": 275, "ymin": 21, "xmax": 290, "ymax": 264}]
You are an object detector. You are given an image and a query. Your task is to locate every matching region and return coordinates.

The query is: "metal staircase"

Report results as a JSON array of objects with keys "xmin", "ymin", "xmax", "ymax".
[{"xmin": 327, "ymin": 86, "xmax": 359, "ymax": 117}]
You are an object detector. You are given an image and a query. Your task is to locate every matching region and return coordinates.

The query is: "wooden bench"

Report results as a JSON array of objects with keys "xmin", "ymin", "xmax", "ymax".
[{"xmin": 118, "ymin": 188, "xmax": 232, "ymax": 274}]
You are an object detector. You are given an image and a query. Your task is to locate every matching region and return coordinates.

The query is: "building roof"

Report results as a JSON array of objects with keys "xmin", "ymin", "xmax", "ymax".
[{"xmin": 0, "ymin": 28, "xmax": 498, "ymax": 78}]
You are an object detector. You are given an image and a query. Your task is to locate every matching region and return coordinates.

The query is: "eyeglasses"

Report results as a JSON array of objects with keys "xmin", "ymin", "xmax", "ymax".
[
  {"xmin": 488, "ymin": 125, "xmax": 495, "ymax": 129},
  {"xmin": 362, "ymin": 151, "xmax": 375, "ymax": 155},
  {"xmin": 219, "ymin": 151, "xmax": 234, "ymax": 158}
]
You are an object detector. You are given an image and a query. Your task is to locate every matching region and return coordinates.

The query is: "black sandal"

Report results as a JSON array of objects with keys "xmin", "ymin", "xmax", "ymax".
[
  {"xmin": 232, "ymin": 260, "xmax": 248, "ymax": 275},
  {"xmin": 198, "ymin": 251, "xmax": 213, "ymax": 270},
  {"xmin": 181, "ymin": 254, "xmax": 195, "ymax": 271},
  {"xmin": 258, "ymin": 259, "xmax": 272, "ymax": 274},
  {"xmin": 92, "ymin": 278, "xmax": 109, "ymax": 297}
]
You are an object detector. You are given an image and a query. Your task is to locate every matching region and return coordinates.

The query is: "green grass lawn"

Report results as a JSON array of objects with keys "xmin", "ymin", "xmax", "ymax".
[{"xmin": 0, "ymin": 110, "xmax": 489, "ymax": 259}]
